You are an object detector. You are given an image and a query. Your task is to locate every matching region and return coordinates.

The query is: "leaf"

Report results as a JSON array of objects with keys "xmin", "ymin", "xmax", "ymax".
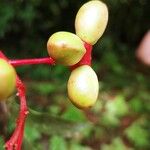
[
  {"xmin": 29, "ymin": 82, "xmax": 56, "ymax": 95},
  {"xmin": 0, "ymin": 4, "xmax": 15, "ymax": 37},
  {"xmin": 103, "ymin": 51, "xmax": 124, "ymax": 75},
  {"xmin": 49, "ymin": 135, "xmax": 67, "ymax": 150},
  {"xmin": 101, "ymin": 112, "xmax": 120, "ymax": 127},
  {"xmin": 48, "ymin": 105, "xmax": 61, "ymax": 115},
  {"xmin": 27, "ymin": 109, "xmax": 92, "ymax": 138},
  {"xmin": 105, "ymin": 94, "xmax": 128, "ymax": 117},
  {"xmin": 101, "ymin": 94, "xmax": 128, "ymax": 127},
  {"xmin": 0, "ymin": 137, "xmax": 4, "ymax": 150},
  {"xmin": 70, "ymin": 143, "xmax": 92, "ymax": 150},
  {"xmin": 62, "ymin": 105, "xmax": 86, "ymax": 122},
  {"xmin": 125, "ymin": 121, "xmax": 149, "ymax": 148},
  {"xmin": 101, "ymin": 137, "xmax": 133, "ymax": 150},
  {"xmin": 129, "ymin": 97, "xmax": 144, "ymax": 113},
  {"xmin": 24, "ymin": 122, "xmax": 41, "ymax": 142}
]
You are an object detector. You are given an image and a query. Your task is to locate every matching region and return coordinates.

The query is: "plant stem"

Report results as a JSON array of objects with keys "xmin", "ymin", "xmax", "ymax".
[
  {"xmin": 0, "ymin": 51, "xmax": 7, "ymax": 59},
  {"xmin": 5, "ymin": 77, "xmax": 28, "ymax": 150},
  {"xmin": 71, "ymin": 42, "xmax": 93, "ymax": 69},
  {"xmin": 0, "ymin": 51, "xmax": 28, "ymax": 150},
  {"xmin": 9, "ymin": 57, "xmax": 55, "ymax": 67}
]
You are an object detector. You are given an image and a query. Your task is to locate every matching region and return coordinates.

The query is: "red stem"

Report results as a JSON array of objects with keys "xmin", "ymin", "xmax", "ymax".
[
  {"xmin": 5, "ymin": 42, "xmax": 91, "ymax": 69},
  {"xmin": 9, "ymin": 57, "xmax": 55, "ymax": 67},
  {"xmin": 0, "ymin": 51, "xmax": 28, "ymax": 150},
  {"xmin": 71, "ymin": 42, "xmax": 93, "ymax": 69},
  {"xmin": 0, "ymin": 51, "xmax": 7, "ymax": 59},
  {"xmin": 5, "ymin": 77, "xmax": 28, "ymax": 150}
]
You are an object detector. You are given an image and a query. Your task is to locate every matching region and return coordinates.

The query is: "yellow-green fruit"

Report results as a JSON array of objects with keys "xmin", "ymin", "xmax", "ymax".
[
  {"xmin": 67, "ymin": 65, "xmax": 99, "ymax": 109},
  {"xmin": 47, "ymin": 31, "xmax": 86, "ymax": 66},
  {"xmin": 0, "ymin": 59, "xmax": 16, "ymax": 101},
  {"xmin": 75, "ymin": 0, "xmax": 108, "ymax": 45}
]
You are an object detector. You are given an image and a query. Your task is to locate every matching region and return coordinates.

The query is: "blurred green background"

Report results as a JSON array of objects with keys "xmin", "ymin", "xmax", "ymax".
[{"xmin": 0, "ymin": 0, "xmax": 150, "ymax": 150}]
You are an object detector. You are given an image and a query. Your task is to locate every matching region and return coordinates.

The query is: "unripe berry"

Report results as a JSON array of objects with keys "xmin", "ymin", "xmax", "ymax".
[
  {"xmin": 75, "ymin": 0, "xmax": 108, "ymax": 45},
  {"xmin": 0, "ymin": 59, "xmax": 16, "ymax": 101},
  {"xmin": 67, "ymin": 65, "xmax": 99, "ymax": 109},
  {"xmin": 47, "ymin": 31, "xmax": 86, "ymax": 66}
]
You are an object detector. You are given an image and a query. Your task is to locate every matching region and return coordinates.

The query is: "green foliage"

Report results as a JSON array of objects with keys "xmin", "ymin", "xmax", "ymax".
[
  {"xmin": 29, "ymin": 82, "xmax": 57, "ymax": 95},
  {"xmin": 125, "ymin": 120, "xmax": 150, "ymax": 148},
  {"xmin": 70, "ymin": 143, "xmax": 92, "ymax": 150},
  {"xmin": 0, "ymin": 137, "xmax": 4, "ymax": 150},
  {"xmin": 105, "ymin": 95, "xmax": 128, "ymax": 117},
  {"xmin": 49, "ymin": 135, "xmax": 67, "ymax": 150},
  {"xmin": 101, "ymin": 94, "xmax": 128, "ymax": 127},
  {"xmin": 101, "ymin": 137, "xmax": 133, "ymax": 150},
  {"xmin": 25, "ymin": 122, "xmax": 41, "ymax": 142},
  {"xmin": 62, "ymin": 105, "xmax": 86, "ymax": 122},
  {"xmin": 129, "ymin": 97, "xmax": 144, "ymax": 113}
]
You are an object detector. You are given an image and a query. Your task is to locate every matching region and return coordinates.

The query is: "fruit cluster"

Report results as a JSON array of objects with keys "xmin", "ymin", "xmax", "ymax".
[
  {"xmin": 0, "ymin": 0, "xmax": 108, "ymax": 109},
  {"xmin": 47, "ymin": 0, "xmax": 108, "ymax": 109},
  {"xmin": 0, "ymin": 1, "xmax": 108, "ymax": 149}
]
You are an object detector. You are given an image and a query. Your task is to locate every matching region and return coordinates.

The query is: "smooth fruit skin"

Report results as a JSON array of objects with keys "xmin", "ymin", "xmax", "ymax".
[
  {"xmin": 75, "ymin": 0, "xmax": 108, "ymax": 45},
  {"xmin": 0, "ymin": 59, "xmax": 16, "ymax": 101},
  {"xmin": 47, "ymin": 31, "xmax": 86, "ymax": 66},
  {"xmin": 67, "ymin": 65, "xmax": 99, "ymax": 109}
]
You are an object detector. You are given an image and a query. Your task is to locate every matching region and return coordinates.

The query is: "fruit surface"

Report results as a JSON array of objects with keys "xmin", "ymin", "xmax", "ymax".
[
  {"xmin": 0, "ymin": 59, "xmax": 16, "ymax": 100},
  {"xmin": 75, "ymin": 0, "xmax": 108, "ymax": 45},
  {"xmin": 67, "ymin": 65, "xmax": 99, "ymax": 109},
  {"xmin": 47, "ymin": 31, "xmax": 86, "ymax": 66}
]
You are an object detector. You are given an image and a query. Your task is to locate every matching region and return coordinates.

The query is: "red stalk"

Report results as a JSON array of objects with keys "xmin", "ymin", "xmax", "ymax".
[
  {"xmin": 0, "ymin": 51, "xmax": 56, "ymax": 150},
  {"xmin": 0, "ymin": 51, "xmax": 28, "ymax": 150},
  {"xmin": 9, "ymin": 57, "xmax": 55, "ymax": 67},
  {"xmin": 0, "ymin": 51, "xmax": 7, "ymax": 60},
  {"xmin": 71, "ymin": 42, "xmax": 93, "ymax": 69},
  {"xmin": 5, "ymin": 77, "xmax": 28, "ymax": 150}
]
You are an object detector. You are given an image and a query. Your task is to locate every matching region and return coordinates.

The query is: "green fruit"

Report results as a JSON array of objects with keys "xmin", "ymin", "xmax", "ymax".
[
  {"xmin": 47, "ymin": 31, "xmax": 86, "ymax": 66},
  {"xmin": 0, "ymin": 59, "xmax": 16, "ymax": 101},
  {"xmin": 75, "ymin": 0, "xmax": 108, "ymax": 45},
  {"xmin": 67, "ymin": 65, "xmax": 99, "ymax": 109}
]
